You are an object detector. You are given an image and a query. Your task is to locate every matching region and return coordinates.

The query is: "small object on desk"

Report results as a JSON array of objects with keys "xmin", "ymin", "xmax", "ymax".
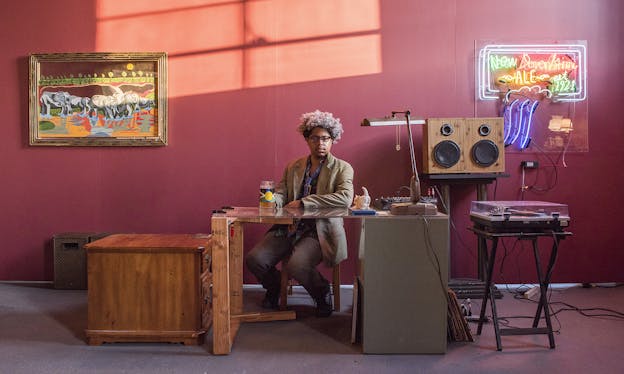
[
  {"xmin": 373, "ymin": 196, "xmax": 412, "ymax": 210},
  {"xmin": 259, "ymin": 180, "xmax": 277, "ymax": 210},
  {"xmin": 353, "ymin": 187, "xmax": 372, "ymax": 210},
  {"xmin": 390, "ymin": 202, "xmax": 438, "ymax": 215},
  {"xmin": 350, "ymin": 208, "xmax": 377, "ymax": 216}
]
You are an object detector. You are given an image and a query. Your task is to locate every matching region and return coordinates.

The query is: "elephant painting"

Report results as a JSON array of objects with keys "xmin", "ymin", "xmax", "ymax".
[
  {"xmin": 69, "ymin": 95, "xmax": 92, "ymax": 117},
  {"xmin": 40, "ymin": 91, "xmax": 72, "ymax": 118}
]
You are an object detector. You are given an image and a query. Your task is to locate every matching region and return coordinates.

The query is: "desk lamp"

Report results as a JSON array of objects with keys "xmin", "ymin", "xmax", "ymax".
[{"xmin": 361, "ymin": 111, "xmax": 436, "ymax": 215}]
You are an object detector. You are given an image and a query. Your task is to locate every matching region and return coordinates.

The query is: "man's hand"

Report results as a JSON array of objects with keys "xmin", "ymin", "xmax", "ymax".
[{"xmin": 284, "ymin": 200, "xmax": 303, "ymax": 209}]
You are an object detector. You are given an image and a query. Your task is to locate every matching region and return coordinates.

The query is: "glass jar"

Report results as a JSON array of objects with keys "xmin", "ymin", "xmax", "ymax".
[{"xmin": 259, "ymin": 180, "xmax": 276, "ymax": 209}]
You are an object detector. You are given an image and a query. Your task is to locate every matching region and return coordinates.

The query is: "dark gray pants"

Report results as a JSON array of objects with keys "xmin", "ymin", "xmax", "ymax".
[{"xmin": 245, "ymin": 229, "xmax": 329, "ymax": 301}]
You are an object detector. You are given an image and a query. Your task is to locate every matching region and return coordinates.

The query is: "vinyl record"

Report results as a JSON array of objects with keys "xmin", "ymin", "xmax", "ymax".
[{"xmin": 433, "ymin": 140, "xmax": 461, "ymax": 168}]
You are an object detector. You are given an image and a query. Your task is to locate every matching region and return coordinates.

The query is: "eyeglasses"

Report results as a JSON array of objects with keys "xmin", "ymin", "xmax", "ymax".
[{"xmin": 308, "ymin": 135, "xmax": 332, "ymax": 143}]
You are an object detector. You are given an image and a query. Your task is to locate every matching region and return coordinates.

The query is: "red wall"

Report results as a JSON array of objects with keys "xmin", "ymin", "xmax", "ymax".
[{"xmin": 1, "ymin": 0, "xmax": 622, "ymax": 283}]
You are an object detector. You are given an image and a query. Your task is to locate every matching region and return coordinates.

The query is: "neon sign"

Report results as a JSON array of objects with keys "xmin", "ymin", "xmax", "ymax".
[{"xmin": 478, "ymin": 44, "xmax": 587, "ymax": 102}]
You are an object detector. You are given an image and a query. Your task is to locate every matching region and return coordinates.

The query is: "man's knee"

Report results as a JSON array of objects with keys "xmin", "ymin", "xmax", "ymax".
[{"xmin": 284, "ymin": 254, "xmax": 310, "ymax": 278}]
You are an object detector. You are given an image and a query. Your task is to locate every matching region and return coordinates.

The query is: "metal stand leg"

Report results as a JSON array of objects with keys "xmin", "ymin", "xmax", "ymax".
[
  {"xmin": 470, "ymin": 227, "xmax": 569, "ymax": 351},
  {"xmin": 477, "ymin": 236, "xmax": 502, "ymax": 351},
  {"xmin": 531, "ymin": 237, "xmax": 559, "ymax": 349}
]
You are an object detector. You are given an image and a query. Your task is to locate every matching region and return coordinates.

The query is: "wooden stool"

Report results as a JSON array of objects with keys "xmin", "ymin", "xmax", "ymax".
[{"xmin": 279, "ymin": 258, "xmax": 341, "ymax": 311}]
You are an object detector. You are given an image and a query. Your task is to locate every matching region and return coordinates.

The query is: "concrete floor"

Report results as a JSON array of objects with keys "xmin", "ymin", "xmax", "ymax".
[{"xmin": 1, "ymin": 282, "xmax": 623, "ymax": 374}]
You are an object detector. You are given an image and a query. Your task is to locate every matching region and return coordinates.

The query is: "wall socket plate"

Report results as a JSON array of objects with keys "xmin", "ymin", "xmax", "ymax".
[{"xmin": 521, "ymin": 160, "xmax": 539, "ymax": 169}]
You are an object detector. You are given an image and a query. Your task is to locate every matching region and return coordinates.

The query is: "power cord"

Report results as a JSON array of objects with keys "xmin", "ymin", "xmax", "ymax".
[
  {"xmin": 523, "ymin": 143, "xmax": 559, "ymax": 194},
  {"xmin": 432, "ymin": 185, "xmax": 479, "ymax": 264},
  {"xmin": 549, "ymin": 301, "xmax": 624, "ymax": 320},
  {"xmin": 421, "ymin": 216, "xmax": 447, "ymax": 299}
]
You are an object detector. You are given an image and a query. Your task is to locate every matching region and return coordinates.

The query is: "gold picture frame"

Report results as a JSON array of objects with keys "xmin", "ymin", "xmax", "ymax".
[{"xmin": 29, "ymin": 52, "xmax": 167, "ymax": 146}]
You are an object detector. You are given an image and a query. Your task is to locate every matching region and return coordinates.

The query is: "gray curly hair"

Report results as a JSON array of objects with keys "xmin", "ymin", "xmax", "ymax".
[{"xmin": 297, "ymin": 110, "xmax": 343, "ymax": 143}]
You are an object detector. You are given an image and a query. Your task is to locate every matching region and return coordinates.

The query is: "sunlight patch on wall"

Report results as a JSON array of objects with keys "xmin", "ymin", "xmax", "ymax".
[
  {"xmin": 96, "ymin": 2, "xmax": 243, "ymax": 55},
  {"xmin": 245, "ymin": 0, "xmax": 380, "ymax": 42},
  {"xmin": 96, "ymin": 0, "xmax": 228, "ymax": 19},
  {"xmin": 246, "ymin": 34, "xmax": 381, "ymax": 88},
  {"xmin": 169, "ymin": 51, "xmax": 243, "ymax": 97},
  {"xmin": 96, "ymin": 0, "xmax": 381, "ymax": 97}
]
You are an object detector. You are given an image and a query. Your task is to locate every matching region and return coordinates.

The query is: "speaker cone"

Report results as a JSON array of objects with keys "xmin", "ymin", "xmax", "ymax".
[
  {"xmin": 471, "ymin": 140, "xmax": 499, "ymax": 166},
  {"xmin": 433, "ymin": 140, "xmax": 461, "ymax": 168}
]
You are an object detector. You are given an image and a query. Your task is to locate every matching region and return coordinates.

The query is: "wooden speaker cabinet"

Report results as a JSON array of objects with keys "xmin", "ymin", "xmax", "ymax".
[
  {"xmin": 423, "ymin": 117, "xmax": 505, "ymax": 174},
  {"xmin": 464, "ymin": 117, "xmax": 505, "ymax": 173},
  {"xmin": 423, "ymin": 118, "xmax": 466, "ymax": 174},
  {"xmin": 85, "ymin": 234, "xmax": 212, "ymax": 345}
]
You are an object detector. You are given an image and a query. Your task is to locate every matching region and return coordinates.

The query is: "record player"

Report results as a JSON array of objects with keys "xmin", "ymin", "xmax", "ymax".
[{"xmin": 470, "ymin": 201, "xmax": 570, "ymax": 231}]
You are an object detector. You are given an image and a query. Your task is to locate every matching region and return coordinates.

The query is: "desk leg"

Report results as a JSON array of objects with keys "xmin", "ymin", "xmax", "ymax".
[
  {"xmin": 229, "ymin": 222, "xmax": 243, "ymax": 335},
  {"xmin": 532, "ymin": 237, "xmax": 559, "ymax": 349},
  {"xmin": 211, "ymin": 217, "xmax": 233, "ymax": 355}
]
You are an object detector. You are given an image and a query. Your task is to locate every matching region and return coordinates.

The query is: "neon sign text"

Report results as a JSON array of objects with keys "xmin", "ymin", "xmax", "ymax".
[
  {"xmin": 478, "ymin": 43, "xmax": 587, "ymax": 102},
  {"xmin": 550, "ymin": 72, "xmax": 576, "ymax": 94},
  {"xmin": 489, "ymin": 55, "xmax": 517, "ymax": 70},
  {"xmin": 517, "ymin": 54, "xmax": 577, "ymax": 74},
  {"xmin": 498, "ymin": 70, "xmax": 550, "ymax": 86}
]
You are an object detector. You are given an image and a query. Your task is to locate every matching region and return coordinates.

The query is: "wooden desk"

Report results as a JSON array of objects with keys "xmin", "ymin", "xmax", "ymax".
[
  {"xmin": 210, "ymin": 208, "xmax": 299, "ymax": 355},
  {"xmin": 211, "ymin": 207, "xmax": 449, "ymax": 355}
]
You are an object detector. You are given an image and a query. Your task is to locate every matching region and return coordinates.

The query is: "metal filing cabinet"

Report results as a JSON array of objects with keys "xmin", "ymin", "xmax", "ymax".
[{"xmin": 359, "ymin": 215, "xmax": 449, "ymax": 354}]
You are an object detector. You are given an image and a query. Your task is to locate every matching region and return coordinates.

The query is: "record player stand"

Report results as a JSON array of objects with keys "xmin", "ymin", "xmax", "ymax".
[{"xmin": 470, "ymin": 227, "xmax": 572, "ymax": 350}]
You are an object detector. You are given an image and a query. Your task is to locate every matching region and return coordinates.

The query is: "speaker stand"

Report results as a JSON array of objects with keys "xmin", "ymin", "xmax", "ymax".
[{"xmin": 423, "ymin": 173, "xmax": 509, "ymax": 300}]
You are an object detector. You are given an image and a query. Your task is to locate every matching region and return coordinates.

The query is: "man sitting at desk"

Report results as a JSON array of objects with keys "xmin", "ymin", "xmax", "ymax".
[{"xmin": 246, "ymin": 110, "xmax": 354, "ymax": 317}]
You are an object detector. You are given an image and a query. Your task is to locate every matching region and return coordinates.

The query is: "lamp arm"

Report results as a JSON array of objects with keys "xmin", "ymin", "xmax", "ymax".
[{"xmin": 393, "ymin": 110, "xmax": 421, "ymax": 202}]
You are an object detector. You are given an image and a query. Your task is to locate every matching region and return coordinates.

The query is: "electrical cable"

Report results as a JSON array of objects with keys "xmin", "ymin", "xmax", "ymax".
[
  {"xmin": 432, "ymin": 185, "xmax": 479, "ymax": 263},
  {"xmin": 549, "ymin": 301, "xmax": 624, "ymax": 320},
  {"xmin": 525, "ymin": 143, "xmax": 559, "ymax": 193},
  {"xmin": 558, "ymin": 100, "xmax": 576, "ymax": 168},
  {"xmin": 421, "ymin": 216, "xmax": 447, "ymax": 298}
]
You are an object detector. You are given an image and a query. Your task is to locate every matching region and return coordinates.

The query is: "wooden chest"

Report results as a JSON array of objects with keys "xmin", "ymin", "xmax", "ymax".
[{"xmin": 84, "ymin": 234, "xmax": 212, "ymax": 345}]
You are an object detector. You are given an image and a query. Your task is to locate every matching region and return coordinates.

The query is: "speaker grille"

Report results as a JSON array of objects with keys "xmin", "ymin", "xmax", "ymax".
[
  {"xmin": 433, "ymin": 140, "xmax": 461, "ymax": 168},
  {"xmin": 54, "ymin": 235, "xmax": 89, "ymax": 290},
  {"xmin": 471, "ymin": 140, "xmax": 499, "ymax": 167}
]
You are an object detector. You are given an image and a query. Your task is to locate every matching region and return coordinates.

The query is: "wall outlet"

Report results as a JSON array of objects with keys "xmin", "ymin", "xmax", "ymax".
[{"xmin": 521, "ymin": 160, "xmax": 539, "ymax": 169}]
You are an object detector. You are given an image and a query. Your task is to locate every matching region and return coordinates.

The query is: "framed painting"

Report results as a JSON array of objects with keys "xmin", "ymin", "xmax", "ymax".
[{"xmin": 29, "ymin": 52, "xmax": 167, "ymax": 146}]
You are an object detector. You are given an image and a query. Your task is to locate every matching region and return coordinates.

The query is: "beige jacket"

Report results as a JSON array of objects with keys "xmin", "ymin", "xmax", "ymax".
[{"xmin": 274, "ymin": 153, "xmax": 354, "ymax": 266}]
